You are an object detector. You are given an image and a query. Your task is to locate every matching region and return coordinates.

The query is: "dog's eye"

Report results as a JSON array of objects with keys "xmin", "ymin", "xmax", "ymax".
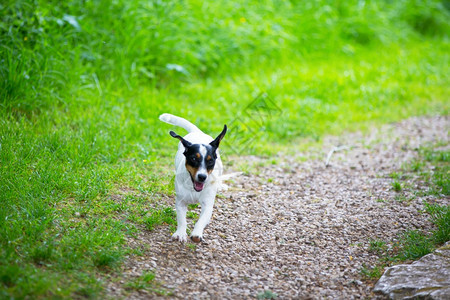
[{"xmin": 206, "ymin": 159, "xmax": 214, "ymax": 166}]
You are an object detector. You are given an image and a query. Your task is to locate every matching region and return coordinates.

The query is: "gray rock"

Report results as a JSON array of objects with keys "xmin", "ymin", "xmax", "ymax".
[{"xmin": 374, "ymin": 242, "xmax": 450, "ymax": 299}]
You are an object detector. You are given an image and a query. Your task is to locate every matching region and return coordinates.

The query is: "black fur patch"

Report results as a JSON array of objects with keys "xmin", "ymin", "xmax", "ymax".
[{"xmin": 184, "ymin": 144, "xmax": 217, "ymax": 172}]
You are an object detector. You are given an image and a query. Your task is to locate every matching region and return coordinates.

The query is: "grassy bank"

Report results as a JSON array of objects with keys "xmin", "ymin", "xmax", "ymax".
[{"xmin": 1, "ymin": 0, "xmax": 449, "ymax": 297}]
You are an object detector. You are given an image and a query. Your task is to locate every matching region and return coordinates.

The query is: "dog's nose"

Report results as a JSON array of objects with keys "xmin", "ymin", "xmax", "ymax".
[{"xmin": 197, "ymin": 174, "xmax": 207, "ymax": 182}]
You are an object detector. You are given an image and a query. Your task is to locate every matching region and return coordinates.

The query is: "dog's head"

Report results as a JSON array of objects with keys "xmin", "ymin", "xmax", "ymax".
[{"xmin": 170, "ymin": 125, "xmax": 227, "ymax": 192}]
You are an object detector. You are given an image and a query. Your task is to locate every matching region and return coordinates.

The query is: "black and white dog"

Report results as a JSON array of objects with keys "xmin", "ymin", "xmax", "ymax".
[{"xmin": 159, "ymin": 113, "xmax": 227, "ymax": 243}]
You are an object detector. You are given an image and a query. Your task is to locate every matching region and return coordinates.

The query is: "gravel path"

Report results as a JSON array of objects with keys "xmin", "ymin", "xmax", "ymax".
[{"xmin": 108, "ymin": 115, "xmax": 449, "ymax": 299}]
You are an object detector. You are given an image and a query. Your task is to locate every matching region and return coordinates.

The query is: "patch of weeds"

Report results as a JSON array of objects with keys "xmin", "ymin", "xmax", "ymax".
[
  {"xmin": 425, "ymin": 203, "xmax": 450, "ymax": 245},
  {"xmin": 145, "ymin": 207, "xmax": 176, "ymax": 231},
  {"xmin": 394, "ymin": 194, "xmax": 415, "ymax": 203},
  {"xmin": 186, "ymin": 211, "xmax": 198, "ymax": 219},
  {"xmin": 416, "ymin": 149, "xmax": 450, "ymax": 196},
  {"xmin": 368, "ymin": 239, "xmax": 388, "ymax": 255},
  {"xmin": 421, "ymin": 148, "xmax": 449, "ymax": 163},
  {"xmin": 257, "ymin": 289, "xmax": 278, "ymax": 299},
  {"xmin": 186, "ymin": 243, "xmax": 197, "ymax": 251},
  {"xmin": 361, "ymin": 264, "xmax": 386, "ymax": 280},
  {"xmin": 217, "ymin": 193, "xmax": 227, "ymax": 199},
  {"xmin": 125, "ymin": 271, "xmax": 172, "ymax": 296},
  {"xmin": 394, "ymin": 194, "xmax": 407, "ymax": 202},
  {"xmin": 125, "ymin": 271, "xmax": 155, "ymax": 290},
  {"xmin": 187, "ymin": 204, "xmax": 199, "ymax": 219},
  {"xmin": 430, "ymin": 165, "xmax": 449, "ymax": 196},
  {"xmin": 257, "ymin": 161, "xmax": 266, "ymax": 168},
  {"xmin": 398, "ymin": 148, "xmax": 449, "ymax": 197},
  {"xmin": 93, "ymin": 249, "xmax": 122, "ymax": 269},
  {"xmin": 168, "ymin": 224, "xmax": 177, "ymax": 234},
  {"xmin": 127, "ymin": 243, "xmax": 151, "ymax": 257},
  {"xmin": 389, "ymin": 172, "xmax": 405, "ymax": 180},
  {"xmin": 129, "ymin": 248, "xmax": 144, "ymax": 256},
  {"xmin": 406, "ymin": 159, "xmax": 425, "ymax": 172},
  {"xmin": 396, "ymin": 230, "xmax": 434, "ymax": 260},
  {"xmin": 391, "ymin": 180, "xmax": 402, "ymax": 192}
]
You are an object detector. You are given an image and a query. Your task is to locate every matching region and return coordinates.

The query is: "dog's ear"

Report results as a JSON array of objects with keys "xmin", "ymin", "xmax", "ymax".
[
  {"xmin": 170, "ymin": 131, "xmax": 192, "ymax": 148},
  {"xmin": 209, "ymin": 125, "xmax": 227, "ymax": 150}
]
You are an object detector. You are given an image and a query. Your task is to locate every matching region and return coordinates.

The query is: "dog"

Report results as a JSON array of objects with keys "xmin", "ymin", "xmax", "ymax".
[{"xmin": 159, "ymin": 113, "xmax": 227, "ymax": 243}]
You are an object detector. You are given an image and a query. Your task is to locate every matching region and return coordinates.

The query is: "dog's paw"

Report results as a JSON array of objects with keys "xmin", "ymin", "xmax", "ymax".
[
  {"xmin": 190, "ymin": 235, "xmax": 203, "ymax": 243},
  {"xmin": 172, "ymin": 231, "xmax": 188, "ymax": 243}
]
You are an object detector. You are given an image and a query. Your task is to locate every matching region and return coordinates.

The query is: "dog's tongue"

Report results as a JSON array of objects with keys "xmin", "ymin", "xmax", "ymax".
[{"xmin": 194, "ymin": 181, "xmax": 204, "ymax": 192}]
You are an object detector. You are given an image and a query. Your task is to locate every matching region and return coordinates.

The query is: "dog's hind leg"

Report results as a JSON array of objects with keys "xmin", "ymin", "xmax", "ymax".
[{"xmin": 172, "ymin": 199, "xmax": 188, "ymax": 242}]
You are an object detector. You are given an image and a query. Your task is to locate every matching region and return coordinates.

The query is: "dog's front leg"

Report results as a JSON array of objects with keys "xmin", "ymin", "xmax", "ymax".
[
  {"xmin": 190, "ymin": 196, "xmax": 215, "ymax": 243},
  {"xmin": 172, "ymin": 199, "xmax": 188, "ymax": 242}
]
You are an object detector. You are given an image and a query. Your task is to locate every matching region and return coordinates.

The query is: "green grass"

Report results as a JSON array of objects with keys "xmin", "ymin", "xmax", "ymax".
[
  {"xmin": 125, "ymin": 271, "xmax": 156, "ymax": 290},
  {"xmin": 425, "ymin": 203, "xmax": 450, "ymax": 245},
  {"xmin": 391, "ymin": 180, "xmax": 403, "ymax": 192},
  {"xmin": 1, "ymin": 0, "xmax": 449, "ymax": 297},
  {"xmin": 124, "ymin": 270, "xmax": 172, "ymax": 296},
  {"xmin": 368, "ymin": 239, "xmax": 388, "ymax": 255},
  {"xmin": 421, "ymin": 149, "xmax": 450, "ymax": 196},
  {"xmin": 405, "ymin": 148, "xmax": 450, "ymax": 196},
  {"xmin": 361, "ymin": 264, "xmax": 386, "ymax": 280},
  {"xmin": 145, "ymin": 207, "xmax": 177, "ymax": 231},
  {"xmin": 363, "ymin": 146, "xmax": 449, "ymax": 281},
  {"xmin": 397, "ymin": 229, "xmax": 435, "ymax": 260}
]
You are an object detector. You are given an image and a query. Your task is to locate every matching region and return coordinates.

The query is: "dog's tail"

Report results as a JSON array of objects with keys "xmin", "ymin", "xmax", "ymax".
[
  {"xmin": 159, "ymin": 113, "xmax": 201, "ymax": 133},
  {"xmin": 217, "ymin": 172, "xmax": 243, "ymax": 192}
]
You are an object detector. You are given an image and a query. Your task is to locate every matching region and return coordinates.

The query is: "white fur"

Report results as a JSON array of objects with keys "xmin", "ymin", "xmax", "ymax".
[
  {"xmin": 159, "ymin": 113, "xmax": 201, "ymax": 133},
  {"xmin": 193, "ymin": 145, "xmax": 208, "ymax": 182},
  {"xmin": 160, "ymin": 113, "xmax": 224, "ymax": 243}
]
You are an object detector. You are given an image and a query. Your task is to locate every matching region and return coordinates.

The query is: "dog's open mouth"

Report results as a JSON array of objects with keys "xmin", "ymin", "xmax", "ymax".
[{"xmin": 193, "ymin": 181, "xmax": 204, "ymax": 192}]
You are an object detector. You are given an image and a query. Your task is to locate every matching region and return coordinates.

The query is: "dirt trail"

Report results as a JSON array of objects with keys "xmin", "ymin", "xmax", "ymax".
[{"xmin": 108, "ymin": 115, "xmax": 449, "ymax": 299}]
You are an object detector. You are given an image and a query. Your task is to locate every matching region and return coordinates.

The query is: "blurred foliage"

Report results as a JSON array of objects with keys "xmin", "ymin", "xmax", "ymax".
[{"xmin": 1, "ymin": 0, "xmax": 449, "ymax": 111}]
